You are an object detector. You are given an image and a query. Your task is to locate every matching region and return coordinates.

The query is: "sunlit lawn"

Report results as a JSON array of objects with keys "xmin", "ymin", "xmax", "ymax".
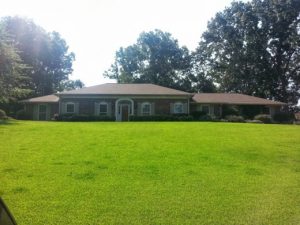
[{"xmin": 0, "ymin": 121, "xmax": 300, "ymax": 225}]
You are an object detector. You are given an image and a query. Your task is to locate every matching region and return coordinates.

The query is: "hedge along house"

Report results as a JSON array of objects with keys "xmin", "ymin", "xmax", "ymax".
[
  {"xmin": 20, "ymin": 83, "xmax": 286, "ymax": 121},
  {"xmin": 191, "ymin": 93, "xmax": 286, "ymax": 118},
  {"xmin": 21, "ymin": 83, "xmax": 191, "ymax": 121}
]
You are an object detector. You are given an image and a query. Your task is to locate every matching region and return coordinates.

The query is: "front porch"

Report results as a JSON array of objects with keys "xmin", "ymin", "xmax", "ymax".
[{"xmin": 190, "ymin": 103, "xmax": 281, "ymax": 119}]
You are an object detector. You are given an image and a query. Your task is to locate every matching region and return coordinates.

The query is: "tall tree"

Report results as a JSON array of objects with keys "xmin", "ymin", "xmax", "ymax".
[
  {"xmin": 1, "ymin": 17, "xmax": 76, "ymax": 96},
  {"xmin": 104, "ymin": 29, "xmax": 193, "ymax": 91},
  {"xmin": 194, "ymin": 0, "xmax": 300, "ymax": 104},
  {"xmin": 58, "ymin": 79, "xmax": 85, "ymax": 91},
  {"xmin": 0, "ymin": 25, "xmax": 30, "ymax": 103}
]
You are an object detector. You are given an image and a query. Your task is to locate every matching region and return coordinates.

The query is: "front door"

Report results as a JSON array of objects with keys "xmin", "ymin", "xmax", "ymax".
[
  {"xmin": 38, "ymin": 104, "xmax": 47, "ymax": 120},
  {"xmin": 121, "ymin": 104, "xmax": 129, "ymax": 121}
]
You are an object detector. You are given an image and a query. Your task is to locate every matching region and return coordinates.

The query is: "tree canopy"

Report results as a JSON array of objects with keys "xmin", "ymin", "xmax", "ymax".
[
  {"xmin": 0, "ymin": 25, "xmax": 31, "ymax": 103},
  {"xmin": 104, "ymin": 29, "xmax": 196, "ymax": 91},
  {"xmin": 193, "ymin": 0, "xmax": 300, "ymax": 105},
  {"xmin": 0, "ymin": 17, "xmax": 80, "ymax": 98},
  {"xmin": 58, "ymin": 79, "xmax": 85, "ymax": 91},
  {"xmin": 105, "ymin": 1, "xmax": 300, "ymax": 105}
]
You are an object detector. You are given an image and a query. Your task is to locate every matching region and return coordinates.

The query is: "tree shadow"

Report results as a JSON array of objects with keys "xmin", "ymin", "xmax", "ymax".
[{"xmin": 0, "ymin": 119, "xmax": 19, "ymax": 126}]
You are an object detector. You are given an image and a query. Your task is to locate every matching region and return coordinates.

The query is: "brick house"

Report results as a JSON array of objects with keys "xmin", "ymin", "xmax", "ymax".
[{"xmin": 20, "ymin": 83, "xmax": 286, "ymax": 121}]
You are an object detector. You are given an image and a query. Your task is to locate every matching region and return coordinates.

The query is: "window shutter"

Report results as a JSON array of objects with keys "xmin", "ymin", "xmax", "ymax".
[
  {"xmin": 107, "ymin": 102, "xmax": 112, "ymax": 116},
  {"xmin": 183, "ymin": 103, "xmax": 188, "ymax": 114},
  {"xmin": 33, "ymin": 105, "xmax": 38, "ymax": 120},
  {"xmin": 151, "ymin": 102, "xmax": 155, "ymax": 115},
  {"xmin": 61, "ymin": 102, "xmax": 66, "ymax": 114},
  {"xmin": 94, "ymin": 102, "xmax": 99, "ymax": 115},
  {"xmin": 46, "ymin": 104, "xmax": 50, "ymax": 120},
  {"xmin": 75, "ymin": 102, "xmax": 79, "ymax": 114},
  {"xmin": 170, "ymin": 103, "xmax": 174, "ymax": 114},
  {"xmin": 137, "ymin": 102, "xmax": 142, "ymax": 116}
]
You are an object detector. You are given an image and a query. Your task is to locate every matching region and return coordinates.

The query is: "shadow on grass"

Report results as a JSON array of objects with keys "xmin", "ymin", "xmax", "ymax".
[
  {"xmin": 12, "ymin": 187, "xmax": 29, "ymax": 194},
  {"xmin": 0, "ymin": 119, "xmax": 19, "ymax": 126},
  {"xmin": 2, "ymin": 168, "xmax": 17, "ymax": 173},
  {"xmin": 68, "ymin": 171, "xmax": 97, "ymax": 180}
]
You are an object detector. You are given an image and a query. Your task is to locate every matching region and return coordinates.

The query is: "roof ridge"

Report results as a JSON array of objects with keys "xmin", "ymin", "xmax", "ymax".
[{"xmin": 56, "ymin": 83, "xmax": 191, "ymax": 95}]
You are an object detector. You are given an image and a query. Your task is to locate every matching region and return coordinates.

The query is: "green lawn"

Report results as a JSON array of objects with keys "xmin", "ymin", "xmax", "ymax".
[{"xmin": 0, "ymin": 121, "xmax": 300, "ymax": 225}]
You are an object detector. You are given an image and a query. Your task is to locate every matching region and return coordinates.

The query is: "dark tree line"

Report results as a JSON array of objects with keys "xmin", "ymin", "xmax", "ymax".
[
  {"xmin": 105, "ymin": 0, "xmax": 300, "ymax": 106},
  {"xmin": 0, "ymin": 16, "xmax": 84, "ymax": 104}
]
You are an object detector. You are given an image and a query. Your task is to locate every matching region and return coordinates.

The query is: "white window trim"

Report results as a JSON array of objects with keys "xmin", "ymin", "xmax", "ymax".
[
  {"xmin": 99, "ymin": 102, "xmax": 108, "ymax": 116},
  {"xmin": 174, "ymin": 102, "xmax": 184, "ymax": 114},
  {"xmin": 66, "ymin": 102, "xmax": 75, "ymax": 113},
  {"xmin": 38, "ymin": 104, "xmax": 47, "ymax": 120},
  {"xmin": 141, "ymin": 102, "xmax": 151, "ymax": 115}
]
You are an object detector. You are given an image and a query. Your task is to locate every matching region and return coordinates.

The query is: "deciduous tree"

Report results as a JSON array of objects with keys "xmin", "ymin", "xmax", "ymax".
[
  {"xmin": 0, "ymin": 25, "xmax": 30, "ymax": 103},
  {"xmin": 104, "ymin": 29, "xmax": 193, "ymax": 91},
  {"xmin": 194, "ymin": 0, "xmax": 300, "ymax": 105},
  {"xmin": 1, "ymin": 17, "xmax": 77, "ymax": 96}
]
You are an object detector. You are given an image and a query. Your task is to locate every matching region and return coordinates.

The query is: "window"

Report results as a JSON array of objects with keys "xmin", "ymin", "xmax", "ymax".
[
  {"xmin": 99, "ymin": 103, "xmax": 108, "ymax": 116},
  {"xmin": 142, "ymin": 102, "xmax": 151, "ymax": 115},
  {"xmin": 174, "ymin": 102, "xmax": 183, "ymax": 114},
  {"xmin": 202, "ymin": 105, "xmax": 210, "ymax": 114},
  {"xmin": 66, "ymin": 103, "xmax": 75, "ymax": 113}
]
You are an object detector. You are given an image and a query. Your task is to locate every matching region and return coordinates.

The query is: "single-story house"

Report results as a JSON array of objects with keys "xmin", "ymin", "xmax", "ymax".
[
  {"xmin": 20, "ymin": 83, "xmax": 286, "ymax": 121},
  {"xmin": 295, "ymin": 112, "xmax": 300, "ymax": 121}
]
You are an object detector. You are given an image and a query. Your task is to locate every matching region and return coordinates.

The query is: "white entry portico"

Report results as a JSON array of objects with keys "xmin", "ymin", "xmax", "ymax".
[{"xmin": 115, "ymin": 98, "xmax": 134, "ymax": 121}]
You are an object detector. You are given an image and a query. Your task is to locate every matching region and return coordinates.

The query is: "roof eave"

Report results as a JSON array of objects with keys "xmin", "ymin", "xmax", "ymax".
[
  {"xmin": 20, "ymin": 100, "xmax": 59, "ymax": 103},
  {"xmin": 191, "ymin": 100, "xmax": 286, "ymax": 105},
  {"xmin": 58, "ymin": 93, "xmax": 191, "ymax": 96}
]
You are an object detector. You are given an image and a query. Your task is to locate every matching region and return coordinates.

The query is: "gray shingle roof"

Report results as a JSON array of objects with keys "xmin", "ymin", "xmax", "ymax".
[
  {"xmin": 192, "ymin": 93, "xmax": 286, "ymax": 105},
  {"xmin": 19, "ymin": 85, "xmax": 286, "ymax": 106},
  {"xmin": 20, "ymin": 94, "xmax": 59, "ymax": 103},
  {"xmin": 57, "ymin": 83, "xmax": 191, "ymax": 96}
]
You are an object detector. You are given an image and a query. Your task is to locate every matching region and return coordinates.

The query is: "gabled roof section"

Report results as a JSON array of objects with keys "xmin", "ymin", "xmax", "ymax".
[
  {"xmin": 20, "ymin": 94, "xmax": 59, "ymax": 103},
  {"xmin": 57, "ymin": 83, "xmax": 191, "ymax": 96},
  {"xmin": 192, "ymin": 93, "xmax": 286, "ymax": 106}
]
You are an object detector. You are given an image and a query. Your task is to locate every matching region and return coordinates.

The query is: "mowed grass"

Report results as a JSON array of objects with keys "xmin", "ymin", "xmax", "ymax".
[{"xmin": 0, "ymin": 121, "xmax": 300, "ymax": 225}]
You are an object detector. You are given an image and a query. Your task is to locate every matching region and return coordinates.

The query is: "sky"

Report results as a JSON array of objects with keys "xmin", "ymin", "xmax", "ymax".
[{"xmin": 1, "ymin": 0, "xmax": 238, "ymax": 86}]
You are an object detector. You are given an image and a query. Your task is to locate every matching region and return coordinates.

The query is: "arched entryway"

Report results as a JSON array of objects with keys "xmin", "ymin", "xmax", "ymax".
[{"xmin": 115, "ymin": 98, "xmax": 134, "ymax": 121}]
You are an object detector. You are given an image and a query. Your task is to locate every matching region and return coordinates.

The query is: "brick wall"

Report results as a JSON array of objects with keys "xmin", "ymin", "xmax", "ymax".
[{"xmin": 60, "ymin": 97, "xmax": 189, "ymax": 116}]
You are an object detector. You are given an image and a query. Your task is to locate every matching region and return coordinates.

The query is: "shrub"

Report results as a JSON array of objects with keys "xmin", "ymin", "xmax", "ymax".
[
  {"xmin": 222, "ymin": 105, "xmax": 240, "ymax": 117},
  {"xmin": 52, "ymin": 113, "xmax": 59, "ymax": 121},
  {"xmin": 239, "ymin": 105, "xmax": 267, "ymax": 119},
  {"xmin": 129, "ymin": 115, "xmax": 193, "ymax": 121},
  {"xmin": 56, "ymin": 114, "xmax": 115, "ymax": 121},
  {"xmin": 254, "ymin": 114, "xmax": 272, "ymax": 124},
  {"xmin": 190, "ymin": 111, "xmax": 207, "ymax": 120},
  {"xmin": 225, "ymin": 115, "xmax": 245, "ymax": 123},
  {"xmin": 245, "ymin": 119, "xmax": 263, "ymax": 124},
  {"xmin": 16, "ymin": 109, "xmax": 31, "ymax": 120},
  {"xmin": 273, "ymin": 112, "xmax": 295, "ymax": 123},
  {"xmin": 0, "ymin": 109, "xmax": 7, "ymax": 119},
  {"xmin": 220, "ymin": 119, "xmax": 228, "ymax": 122},
  {"xmin": 198, "ymin": 114, "xmax": 213, "ymax": 121}
]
